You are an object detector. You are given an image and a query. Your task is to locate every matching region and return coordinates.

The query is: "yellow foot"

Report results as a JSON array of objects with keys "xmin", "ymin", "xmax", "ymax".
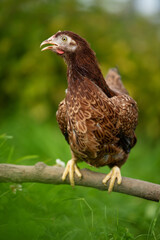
[
  {"xmin": 102, "ymin": 166, "xmax": 122, "ymax": 192},
  {"xmin": 62, "ymin": 159, "xmax": 82, "ymax": 187}
]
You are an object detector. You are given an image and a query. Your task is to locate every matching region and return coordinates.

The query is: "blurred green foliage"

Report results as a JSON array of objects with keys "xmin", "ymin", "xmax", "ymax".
[
  {"xmin": 0, "ymin": 1, "xmax": 160, "ymax": 239},
  {"xmin": 0, "ymin": 0, "xmax": 160, "ymax": 140}
]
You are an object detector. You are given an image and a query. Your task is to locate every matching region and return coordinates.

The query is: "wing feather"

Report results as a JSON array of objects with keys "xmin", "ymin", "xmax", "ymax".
[
  {"xmin": 105, "ymin": 68, "xmax": 128, "ymax": 95},
  {"xmin": 56, "ymin": 99, "xmax": 69, "ymax": 143}
]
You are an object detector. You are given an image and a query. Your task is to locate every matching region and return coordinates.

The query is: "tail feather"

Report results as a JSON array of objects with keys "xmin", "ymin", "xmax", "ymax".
[{"xmin": 105, "ymin": 68, "xmax": 128, "ymax": 95}]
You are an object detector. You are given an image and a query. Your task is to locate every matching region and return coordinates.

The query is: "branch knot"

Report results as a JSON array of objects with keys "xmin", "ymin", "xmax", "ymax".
[{"xmin": 35, "ymin": 162, "xmax": 46, "ymax": 171}]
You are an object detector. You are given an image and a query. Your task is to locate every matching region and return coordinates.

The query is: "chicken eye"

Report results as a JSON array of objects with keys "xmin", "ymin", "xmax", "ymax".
[{"xmin": 62, "ymin": 36, "xmax": 67, "ymax": 42}]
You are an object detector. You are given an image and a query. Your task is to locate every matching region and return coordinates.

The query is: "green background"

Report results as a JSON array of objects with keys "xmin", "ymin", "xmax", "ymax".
[{"xmin": 0, "ymin": 0, "xmax": 160, "ymax": 239}]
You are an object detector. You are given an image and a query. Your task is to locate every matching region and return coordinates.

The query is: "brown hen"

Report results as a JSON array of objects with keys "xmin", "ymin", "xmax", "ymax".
[{"xmin": 41, "ymin": 31, "xmax": 138, "ymax": 192}]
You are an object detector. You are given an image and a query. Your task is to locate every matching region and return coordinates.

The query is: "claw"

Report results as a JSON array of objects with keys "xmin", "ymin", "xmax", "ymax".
[
  {"xmin": 62, "ymin": 159, "xmax": 82, "ymax": 186},
  {"xmin": 102, "ymin": 166, "xmax": 122, "ymax": 192}
]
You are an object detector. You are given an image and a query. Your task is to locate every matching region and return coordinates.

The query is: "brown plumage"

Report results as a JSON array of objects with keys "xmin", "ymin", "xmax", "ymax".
[{"xmin": 41, "ymin": 31, "xmax": 138, "ymax": 192}]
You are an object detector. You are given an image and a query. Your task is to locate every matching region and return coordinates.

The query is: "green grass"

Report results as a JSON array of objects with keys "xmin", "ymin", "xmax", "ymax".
[{"xmin": 0, "ymin": 115, "xmax": 160, "ymax": 240}]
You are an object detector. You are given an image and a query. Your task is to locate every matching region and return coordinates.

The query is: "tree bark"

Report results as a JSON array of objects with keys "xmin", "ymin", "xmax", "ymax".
[{"xmin": 0, "ymin": 162, "xmax": 159, "ymax": 202}]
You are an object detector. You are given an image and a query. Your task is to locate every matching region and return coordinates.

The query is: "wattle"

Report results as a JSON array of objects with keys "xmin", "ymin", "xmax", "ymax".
[{"xmin": 56, "ymin": 49, "xmax": 64, "ymax": 54}]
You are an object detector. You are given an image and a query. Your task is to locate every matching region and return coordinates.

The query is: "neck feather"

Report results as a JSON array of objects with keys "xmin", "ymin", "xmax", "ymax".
[{"xmin": 65, "ymin": 48, "xmax": 116, "ymax": 98}]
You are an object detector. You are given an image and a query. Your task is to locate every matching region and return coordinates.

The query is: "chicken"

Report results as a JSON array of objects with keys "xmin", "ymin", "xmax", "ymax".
[{"xmin": 40, "ymin": 31, "xmax": 138, "ymax": 192}]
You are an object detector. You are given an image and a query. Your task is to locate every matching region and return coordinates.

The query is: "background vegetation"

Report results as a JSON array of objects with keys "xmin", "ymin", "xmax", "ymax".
[{"xmin": 0, "ymin": 0, "xmax": 160, "ymax": 239}]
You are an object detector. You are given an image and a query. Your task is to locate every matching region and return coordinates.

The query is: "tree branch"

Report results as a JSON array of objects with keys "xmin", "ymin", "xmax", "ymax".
[{"xmin": 0, "ymin": 162, "xmax": 159, "ymax": 202}]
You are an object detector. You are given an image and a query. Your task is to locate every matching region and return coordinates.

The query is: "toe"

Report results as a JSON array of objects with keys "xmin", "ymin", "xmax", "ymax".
[
  {"xmin": 75, "ymin": 165, "xmax": 82, "ymax": 178},
  {"xmin": 117, "ymin": 173, "xmax": 122, "ymax": 185},
  {"xmin": 102, "ymin": 166, "xmax": 122, "ymax": 192},
  {"xmin": 102, "ymin": 175, "xmax": 110, "ymax": 185},
  {"xmin": 102, "ymin": 171, "xmax": 112, "ymax": 185},
  {"xmin": 62, "ymin": 166, "xmax": 69, "ymax": 181},
  {"xmin": 69, "ymin": 160, "xmax": 75, "ymax": 187},
  {"xmin": 108, "ymin": 175, "xmax": 116, "ymax": 192},
  {"xmin": 61, "ymin": 159, "xmax": 81, "ymax": 186}
]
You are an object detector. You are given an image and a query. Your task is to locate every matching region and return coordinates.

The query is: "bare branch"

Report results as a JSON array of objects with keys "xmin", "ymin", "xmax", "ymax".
[{"xmin": 0, "ymin": 162, "xmax": 159, "ymax": 202}]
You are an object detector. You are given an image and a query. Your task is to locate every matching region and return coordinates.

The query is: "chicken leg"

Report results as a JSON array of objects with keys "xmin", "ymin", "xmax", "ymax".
[
  {"xmin": 62, "ymin": 158, "xmax": 82, "ymax": 186},
  {"xmin": 102, "ymin": 166, "xmax": 122, "ymax": 192}
]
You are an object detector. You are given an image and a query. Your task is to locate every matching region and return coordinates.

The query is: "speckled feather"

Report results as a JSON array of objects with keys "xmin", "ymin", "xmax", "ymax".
[{"xmin": 56, "ymin": 31, "xmax": 138, "ymax": 169}]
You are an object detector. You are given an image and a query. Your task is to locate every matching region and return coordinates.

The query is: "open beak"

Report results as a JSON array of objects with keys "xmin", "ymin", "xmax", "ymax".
[{"xmin": 40, "ymin": 36, "xmax": 58, "ymax": 52}]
